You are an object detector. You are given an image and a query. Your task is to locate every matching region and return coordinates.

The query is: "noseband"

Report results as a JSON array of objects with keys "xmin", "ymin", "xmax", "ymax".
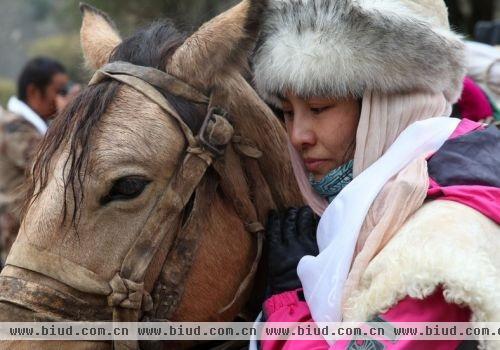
[{"xmin": 1, "ymin": 61, "xmax": 270, "ymax": 350}]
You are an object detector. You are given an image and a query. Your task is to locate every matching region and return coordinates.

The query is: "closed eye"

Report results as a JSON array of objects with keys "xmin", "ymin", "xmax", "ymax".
[
  {"xmin": 310, "ymin": 106, "xmax": 331, "ymax": 115},
  {"xmin": 100, "ymin": 176, "xmax": 151, "ymax": 205}
]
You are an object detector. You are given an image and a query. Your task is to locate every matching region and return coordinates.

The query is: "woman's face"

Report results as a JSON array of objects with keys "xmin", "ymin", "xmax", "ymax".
[{"xmin": 282, "ymin": 93, "xmax": 360, "ymax": 180}]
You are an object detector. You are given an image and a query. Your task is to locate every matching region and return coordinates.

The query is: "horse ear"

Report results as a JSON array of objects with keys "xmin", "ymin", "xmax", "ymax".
[
  {"xmin": 79, "ymin": 2, "xmax": 122, "ymax": 70},
  {"xmin": 167, "ymin": 0, "xmax": 266, "ymax": 90}
]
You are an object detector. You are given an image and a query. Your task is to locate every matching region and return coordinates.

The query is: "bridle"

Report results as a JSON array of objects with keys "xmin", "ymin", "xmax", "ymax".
[{"xmin": 0, "ymin": 61, "xmax": 273, "ymax": 349}]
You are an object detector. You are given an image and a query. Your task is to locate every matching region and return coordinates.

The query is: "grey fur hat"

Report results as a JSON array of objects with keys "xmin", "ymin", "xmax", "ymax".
[{"xmin": 253, "ymin": 0, "xmax": 466, "ymax": 105}]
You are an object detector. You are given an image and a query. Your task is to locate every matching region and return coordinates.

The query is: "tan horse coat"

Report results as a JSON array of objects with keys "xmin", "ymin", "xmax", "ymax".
[{"xmin": 0, "ymin": 1, "xmax": 303, "ymax": 349}]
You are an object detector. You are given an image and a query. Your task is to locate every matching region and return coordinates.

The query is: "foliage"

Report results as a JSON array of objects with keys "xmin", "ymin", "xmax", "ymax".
[
  {"xmin": 54, "ymin": 0, "xmax": 237, "ymax": 34},
  {"xmin": 31, "ymin": 0, "xmax": 53, "ymax": 21},
  {"xmin": 24, "ymin": 0, "xmax": 237, "ymax": 84}
]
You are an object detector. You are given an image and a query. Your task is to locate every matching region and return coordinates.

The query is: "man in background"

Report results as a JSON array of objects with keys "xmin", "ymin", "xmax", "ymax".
[{"xmin": 0, "ymin": 57, "xmax": 79, "ymax": 264}]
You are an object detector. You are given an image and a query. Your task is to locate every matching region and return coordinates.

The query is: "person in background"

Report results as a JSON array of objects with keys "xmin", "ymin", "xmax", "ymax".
[
  {"xmin": 458, "ymin": 77, "xmax": 495, "ymax": 122},
  {"xmin": 0, "ymin": 57, "xmax": 80, "ymax": 264},
  {"xmin": 452, "ymin": 76, "xmax": 500, "ymax": 125}
]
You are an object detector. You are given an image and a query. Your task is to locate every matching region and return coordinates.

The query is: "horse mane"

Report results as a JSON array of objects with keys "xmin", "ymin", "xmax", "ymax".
[{"xmin": 22, "ymin": 20, "xmax": 206, "ymax": 226}]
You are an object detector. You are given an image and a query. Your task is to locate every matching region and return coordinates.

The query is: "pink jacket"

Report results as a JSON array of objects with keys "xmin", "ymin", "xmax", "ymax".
[
  {"xmin": 262, "ymin": 288, "xmax": 471, "ymax": 350},
  {"xmin": 455, "ymin": 77, "xmax": 494, "ymax": 122},
  {"xmin": 261, "ymin": 119, "xmax": 499, "ymax": 350}
]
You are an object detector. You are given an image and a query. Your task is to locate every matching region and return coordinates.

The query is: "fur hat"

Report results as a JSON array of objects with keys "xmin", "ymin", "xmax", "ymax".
[{"xmin": 253, "ymin": 0, "xmax": 466, "ymax": 105}]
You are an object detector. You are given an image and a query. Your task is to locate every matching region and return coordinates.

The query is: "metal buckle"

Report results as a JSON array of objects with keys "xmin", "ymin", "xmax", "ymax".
[{"xmin": 198, "ymin": 107, "xmax": 231, "ymax": 157}]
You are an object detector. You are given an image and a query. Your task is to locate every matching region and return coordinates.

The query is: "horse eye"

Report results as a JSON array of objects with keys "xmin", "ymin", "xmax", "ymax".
[{"xmin": 100, "ymin": 176, "xmax": 151, "ymax": 205}]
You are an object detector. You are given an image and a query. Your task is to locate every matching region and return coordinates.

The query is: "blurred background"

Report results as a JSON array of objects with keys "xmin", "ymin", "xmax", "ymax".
[
  {"xmin": 0, "ymin": 0, "xmax": 238, "ymax": 105},
  {"xmin": 0, "ymin": 0, "xmax": 499, "ymax": 106}
]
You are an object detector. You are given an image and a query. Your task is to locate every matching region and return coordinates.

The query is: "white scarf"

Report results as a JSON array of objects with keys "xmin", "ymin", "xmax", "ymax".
[
  {"xmin": 297, "ymin": 115, "xmax": 460, "ymax": 324},
  {"xmin": 7, "ymin": 96, "xmax": 47, "ymax": 135}
]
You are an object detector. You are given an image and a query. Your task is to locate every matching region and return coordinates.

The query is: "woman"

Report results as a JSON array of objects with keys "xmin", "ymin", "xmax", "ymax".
[{"xmin": 252, "ymin": 0, "xmax": 500, "ymax": 349}]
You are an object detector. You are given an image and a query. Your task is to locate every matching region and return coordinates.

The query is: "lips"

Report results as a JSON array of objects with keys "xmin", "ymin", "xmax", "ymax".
[{"xmin": 303, "ymin": 158, "xmax": 329, "ymax": 172}]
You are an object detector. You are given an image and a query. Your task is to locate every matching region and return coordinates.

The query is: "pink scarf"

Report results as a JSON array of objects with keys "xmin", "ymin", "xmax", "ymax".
[{"xmin": 289, "ymin": 91, "xmax": 450, "ymax": 308}]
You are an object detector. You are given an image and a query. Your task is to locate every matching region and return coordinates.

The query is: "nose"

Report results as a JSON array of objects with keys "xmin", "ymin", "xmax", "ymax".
[{"xmin": 288, "ymin": 112, "xmax": 316, "ymax": 152}]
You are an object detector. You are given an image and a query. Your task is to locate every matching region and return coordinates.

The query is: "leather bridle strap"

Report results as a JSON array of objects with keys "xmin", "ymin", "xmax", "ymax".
[
  {"xmin": 89, "ymin": 61, "xmax": 209, "ymax": 105},
  {"xmin": 90, "ymin": 63, "xmax": 268, "ymax": 327},
  {"xmin": 91, "ymin": 70, "xmax": 199, "ymax": 146},
  {"xmin": 4, "ymin": 61, "xmax": 266, "ymax": 350},
  {"xmin": 6, "ymin": 62, "xmax": 235, "ymax": 350},
  {"xmin": 89, "ymin": 61, "xmax": 209, "ymax": 135},
  {"xmin": 92, "ymin": 65, "xmax": 235, "ymax": 350},
  {"xmin": 0, "ymin": 275, "xmax": 111, "ymax": 321},
  {"xmin": 3, "ymin": 114, "xmax": 230, "ymax": 292},
  {"xmin": 149, "ymin": 143, "xmax": 267, "ymax": 322},
  {"xmin": 147, "ymin": 174, "xmax": 216, "ymax": 320},
  {"xmin": 5, "ymin": 244, "xmax": 112, "ymax": 295}
]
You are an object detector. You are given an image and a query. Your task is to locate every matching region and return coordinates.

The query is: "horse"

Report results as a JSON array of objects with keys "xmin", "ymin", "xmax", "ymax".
[{"xmin": 0, "ymin": 1, "xmax": 303, "ymax": 349}]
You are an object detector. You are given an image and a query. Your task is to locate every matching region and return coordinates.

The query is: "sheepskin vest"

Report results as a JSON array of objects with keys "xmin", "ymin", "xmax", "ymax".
[{"xmin": 343, "ymin": 200, "xmax": 500, "ymax": 347}]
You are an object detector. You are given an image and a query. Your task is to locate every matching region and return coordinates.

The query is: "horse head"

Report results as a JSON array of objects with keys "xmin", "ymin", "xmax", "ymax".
[{"xmin": 0, "ymin": 1, "xmax": 302, "ymax": 349}]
